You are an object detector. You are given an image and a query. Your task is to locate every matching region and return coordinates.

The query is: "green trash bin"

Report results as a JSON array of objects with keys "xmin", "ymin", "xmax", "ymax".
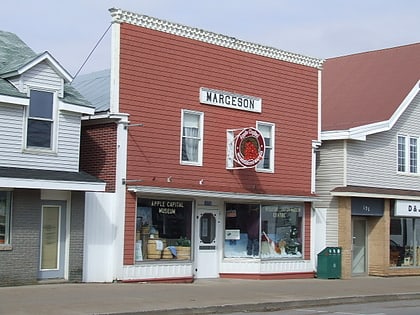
[{"xmin": 316, "ymin": 247, "xmax": 342, "ymax": 279}]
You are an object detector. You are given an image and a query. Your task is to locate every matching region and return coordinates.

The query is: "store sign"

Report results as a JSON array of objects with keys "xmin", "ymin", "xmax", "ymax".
[
  {"xmin": 150, "ymin": 200, "xmax": 184, "ymax": 215},
  {"xmin": 351, "ymin": 197, "xmax": 384, "ymax": 216},
  {"xmin": 200, "ymin": 87, "xmax": 262, "ymax": 113},
  {"xmin": 234, "ymin": 127, "xmax": 265, "ymax": 167},
  {"xmin": 395, "ymin": 200, "xmax": 420, "ymax": 217}
]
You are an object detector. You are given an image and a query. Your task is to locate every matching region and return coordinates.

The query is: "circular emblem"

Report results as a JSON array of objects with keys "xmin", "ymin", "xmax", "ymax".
[{"xmin": 234, "ymin": 127, "xmax": 265, "ymax": 167}]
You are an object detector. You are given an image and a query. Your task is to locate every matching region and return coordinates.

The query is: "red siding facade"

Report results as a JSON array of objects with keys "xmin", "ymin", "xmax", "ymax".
[
  {"xmin": 111, "ymin": 13, "xmax": 322, "ymax": 280},
  {"xmin": 119, "ymin": 23, "xmax": 318, "ymax": 196}
]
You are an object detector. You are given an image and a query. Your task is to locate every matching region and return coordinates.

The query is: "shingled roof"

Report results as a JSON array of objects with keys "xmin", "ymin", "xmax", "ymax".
[
  {"xmin": 0, "ymin": 30, "xmax": 92, "ymax": 108},
  {"xmin": 322, "ymin": 43, "xmax": 420, "ymax": 135}
]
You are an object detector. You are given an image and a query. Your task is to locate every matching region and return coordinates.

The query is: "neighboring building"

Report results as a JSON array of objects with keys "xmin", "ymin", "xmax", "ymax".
[
  {"xmin": 75, "ymin": 8, "xmax": 323, "ymax": 282},
  {"xmin": 0, "ymin": 30, "xmax": 105, "ymax": 286},
  {"xmin": 315, "ymin": 43, "xmax": 420, "ymax": 278}
]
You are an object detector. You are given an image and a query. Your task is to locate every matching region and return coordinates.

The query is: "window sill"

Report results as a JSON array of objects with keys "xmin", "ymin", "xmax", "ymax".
[{"xmin": 0, "ymin": 244, "xmax": 12, "ymax": 251}]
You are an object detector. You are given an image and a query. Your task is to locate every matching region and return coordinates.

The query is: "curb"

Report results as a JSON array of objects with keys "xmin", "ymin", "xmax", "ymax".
[{"xmin": 103, "ymin": 293, "xmax": 420, "ymax": 315}]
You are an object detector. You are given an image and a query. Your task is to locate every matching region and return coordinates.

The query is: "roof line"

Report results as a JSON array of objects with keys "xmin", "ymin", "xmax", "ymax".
[
  {"xmin": 321, "ymin": 80, "xmax": 420, "ymax": 140},
  {"xmin": 109, "ymin": 8, "xmax": 324, "ymax": 69},
  {"xmin": 0, "ymin": 51, "xmax": 73, "ymax": 82}
]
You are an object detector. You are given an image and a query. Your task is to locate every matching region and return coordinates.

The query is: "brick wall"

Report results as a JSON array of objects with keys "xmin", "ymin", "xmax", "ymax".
[
  {"xmin": 0, "ymin": 189, "xmax": 40, "ymax": 286},
  {"xmin": 338, "ymin": 197, "xmax": 352, "ymax": 279},
  {"xmin": 0, "ymin": 190, "xmax": 86, "ymax": 286},
  {"xmin": 80, "ymin": 123, "xmax": 117, "ymax": 192},
  {"xmin": 69, "ymin": 191, "xmax": 85, "ymax": 282}
]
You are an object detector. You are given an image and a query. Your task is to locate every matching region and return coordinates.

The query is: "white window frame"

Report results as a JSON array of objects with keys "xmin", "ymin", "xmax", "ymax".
[
  {"xmin": 397, "ymin": 134, "xmax": 420, "ymax": 175},
  {"xmin": 180, "ymin": 109, "xmax": 204, "ymax": 166},
  {"xmin": 256, "ymin": 121, "xmax": 275, "ymax": 172},
  {"xmin": 24, "ymin": 87, "xmax": 58, "ymax": 152}
]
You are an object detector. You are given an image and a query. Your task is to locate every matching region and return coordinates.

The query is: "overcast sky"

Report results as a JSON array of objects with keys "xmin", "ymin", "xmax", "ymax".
[{"xmin": 1, "ymin": 1, "xmax": 419, "ymax": 77}]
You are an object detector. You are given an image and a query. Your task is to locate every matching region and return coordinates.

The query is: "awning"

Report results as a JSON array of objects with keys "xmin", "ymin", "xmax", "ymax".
[
  {"xmin": 331, "ymin": 185, "xmax": 420, "ymax": 201},
  {"xmin": 127, "ymin": 185, "xmax": 318, "ymax": 203},
  {"xmin": 0, "ymin": 166, "xmax": 105, "ymax": 191}
]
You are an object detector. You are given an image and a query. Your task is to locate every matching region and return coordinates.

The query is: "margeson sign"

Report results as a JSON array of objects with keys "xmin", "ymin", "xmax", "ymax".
[{"xmin": 200, "ymin": 87, "xmax": 262, "ymax": 113}]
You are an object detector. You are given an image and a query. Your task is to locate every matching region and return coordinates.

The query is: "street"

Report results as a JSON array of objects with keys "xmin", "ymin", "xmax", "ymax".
[{"xmin": 226, "ymin": 299, "xmax": 420, "ymax": 315}]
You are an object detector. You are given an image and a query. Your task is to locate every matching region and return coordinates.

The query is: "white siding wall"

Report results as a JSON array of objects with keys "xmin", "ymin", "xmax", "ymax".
[
  {"xmin": 347, "ymin": 93, "xmax": 420, "ymax": 190},
  {"xmin": 0, "ymin": 61, "xmax": 84, "ymax": 172},
  {"xmin": 314, "ymin": 140, "xmax": 345, "ymax": 246},
  {"xmin": 21, "ymin": 62, "xmax": 64, "ymax": 96},
  {"xmin": 0, "ymin": 102, "xmax": 82, "ymax": 171}
]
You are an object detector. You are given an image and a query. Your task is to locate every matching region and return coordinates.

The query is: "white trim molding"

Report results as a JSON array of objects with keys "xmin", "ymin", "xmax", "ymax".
[
  {"xmin": 109, "ymin": 8, "xmax": 324, "ymax": 70},
  {"xmin": 127, "ymin": 185, "xmax": 317, "ymax": 202}
]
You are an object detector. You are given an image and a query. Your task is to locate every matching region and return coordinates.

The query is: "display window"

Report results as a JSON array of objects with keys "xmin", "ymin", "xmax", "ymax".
[
  {"xmin": 135, "ymin": 198, "xmax": 192, "ymax": 261},
  {"xmin": 390, "ymin": 217, "xmax": 420, "ymax": 267},
  {"xmin": 224, "ymin": 203, "xmax": 303, "ymax": 259}
]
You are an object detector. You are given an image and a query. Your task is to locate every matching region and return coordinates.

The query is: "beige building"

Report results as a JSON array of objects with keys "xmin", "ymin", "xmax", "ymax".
[{"xmin": 315, "ymin": 43, "xmax": 420, "ymax": 278}]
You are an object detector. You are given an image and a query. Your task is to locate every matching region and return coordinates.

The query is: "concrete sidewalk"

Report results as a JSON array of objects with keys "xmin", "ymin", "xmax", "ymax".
[{"xmin": 1, "ymin": 276, "xmax": 420, "ymax": 315}]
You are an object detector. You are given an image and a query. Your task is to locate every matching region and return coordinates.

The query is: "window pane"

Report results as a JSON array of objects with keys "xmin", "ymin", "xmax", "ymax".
[
  {"xmin": 257, "ymin": 123, "xmax": 273, "ymax": 170},
  {"xmin": 41, "ymin": 206, "xmax": 60, "ymax": 270},
  {"xmin": 27, "ymin": 119, "xmax": 52, "ymax": 148},
  {"xmin": 136, "ymin": 199, "xmax": 192, "ymax": 261},
  {"xmin": 30, "ymin": 90, "xmax": 53, "ymax": 119},
  {"xmin": 181, "ymin": 111, "xmax": 202, "ymax": 163},
  {"xmin": 0, "ymin": 191, "xmax": 11, "ymax": 245},
  {"xmin": 390, "ymin": 217, "xmax": 420, "ymax": 267},
  {"xmin": 410, "ymin": 138, "xmax": 417, "ymax": 173},
  {"xmin": 224, "ymin": 204, "xmax": 260, "ymax": 258},
  {"xmin": 398, "ymin": 136, "xmax": 406, "ymax": 172},
  {"xmin": 261, "ymin": 204, "xmax": 303, "ymax": 258}
]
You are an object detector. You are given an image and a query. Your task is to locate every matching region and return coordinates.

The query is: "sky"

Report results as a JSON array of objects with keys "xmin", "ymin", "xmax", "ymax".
[{"xmin": 1, "ymin": 1, "xmax": 419, "ymax": 77}]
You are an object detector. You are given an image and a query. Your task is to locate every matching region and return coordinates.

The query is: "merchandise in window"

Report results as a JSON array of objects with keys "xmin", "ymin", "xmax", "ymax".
[
  {"xmin": 181, "ymin": 110, "xmax": 203, "ymax": 165},
  {"xmin": 27, "ymin": 90, "xmax": 54, "ymax": 149},
  {"xmin": 390, "ymin": 217, "xmax": 420, "ymax": 267},
  {"xmin": 0, "ymin": 191, "xmax": 12, "ymax": 245},
  {"xmin": 224, "ymin": 203, "xmax": 303, "ymax": 259},
  {"xmin": 135, "ymin": 198, "xmax": 192, "ymax": 261}
]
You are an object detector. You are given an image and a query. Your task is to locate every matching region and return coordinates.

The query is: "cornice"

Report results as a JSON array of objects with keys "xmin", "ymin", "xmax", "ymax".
[{"xmin": 109, "ymin": 8, "xmax": 324, "ymax": 69}]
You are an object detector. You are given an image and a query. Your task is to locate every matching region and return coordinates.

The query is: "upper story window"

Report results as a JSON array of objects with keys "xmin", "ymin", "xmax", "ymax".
[
  {"xmin": 256, "ymin": 121, "xmax": 275, "ymax": 172},
  {"xmin": 26, "ymin": 90, "xmax": 54, "ymax": 149},
  {"xmin": 398, "ymin": 134, "xmax": 419, "ymax": 174},
  {"xmin": 181, "ymin": 110, "xmax": 203, "ymax": 166}
]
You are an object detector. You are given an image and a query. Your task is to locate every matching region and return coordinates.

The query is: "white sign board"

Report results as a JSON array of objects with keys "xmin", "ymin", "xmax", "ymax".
[
  {"xmin": 395, "ymin": 200, "xmax": 420, "ymax": 217},
  {"xmin": 200, "ymin": 87, "xmax": 262, "ymax": 113},
  {"xmin": 225, "ymin": 229, "xmax": 240, "ymax": 240}
]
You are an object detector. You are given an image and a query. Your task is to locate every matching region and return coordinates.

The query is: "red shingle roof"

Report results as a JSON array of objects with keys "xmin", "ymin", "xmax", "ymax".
[{"xmin": 322, "ymin": 43, "xmax": 420, "ymax": 131}]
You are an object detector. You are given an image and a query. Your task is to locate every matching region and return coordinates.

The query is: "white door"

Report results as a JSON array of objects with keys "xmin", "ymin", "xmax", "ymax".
[{"xmin": 194, "ymin": 209, "xmax": 221, "ymax": 278}]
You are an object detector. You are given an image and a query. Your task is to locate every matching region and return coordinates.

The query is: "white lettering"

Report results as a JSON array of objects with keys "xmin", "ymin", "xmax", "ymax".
[{"xmin": 199, "ymin": 87, "xmax": 262, "ymax": 113}]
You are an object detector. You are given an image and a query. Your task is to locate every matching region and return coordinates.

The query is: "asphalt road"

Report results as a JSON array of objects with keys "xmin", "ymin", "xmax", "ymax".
[{"xmin": 226, "ymin": 299, "xmax": 420, "ymax": 315}]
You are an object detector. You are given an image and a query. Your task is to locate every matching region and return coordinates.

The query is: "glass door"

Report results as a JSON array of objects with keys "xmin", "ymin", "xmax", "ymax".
[
  {"xmin": 38, "ymin": 202, "xmax": 66, "ymax": 279},
  {"xmin": 352, "ymin": 218, "xmax": 367, "ymax": 276}
]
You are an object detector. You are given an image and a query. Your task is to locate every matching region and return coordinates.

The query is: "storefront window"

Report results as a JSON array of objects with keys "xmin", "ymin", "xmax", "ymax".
[
  {"xmin": 390, "ymin": 217, "xmax": 420, "ymax": 267},
  {"xmin": 136, "ymin": 199, "xmax": 192, "ymax": 261},
  {"xmin": 224, "ymin": 203, "xmax": 303, "ymax": 259}
]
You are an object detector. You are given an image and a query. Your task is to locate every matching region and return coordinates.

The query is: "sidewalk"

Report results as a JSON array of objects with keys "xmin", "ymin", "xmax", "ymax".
[{"xmin": 1, "ymin": 276, "xmax": 420, "ymax": 315}]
